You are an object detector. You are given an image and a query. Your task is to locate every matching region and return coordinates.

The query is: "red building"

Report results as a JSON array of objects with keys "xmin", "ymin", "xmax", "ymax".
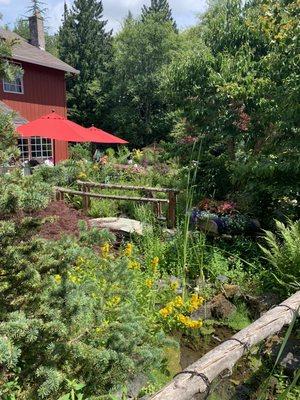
[{"xmin": 0, "ymin": 12, "xmax": 79, "ymax": 164}]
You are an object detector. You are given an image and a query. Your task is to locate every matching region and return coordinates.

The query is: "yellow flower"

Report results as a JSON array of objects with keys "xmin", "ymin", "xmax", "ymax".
[
  {"xmin": 177, "ymin": 314, "xmax": 203, "ymax": 329},
  {"xmin": 106, "ymin": 296, "xmax": 121, "ymax": 308},
  {"xmin": 101, "ymin": 242, "xmax": 110, "ymax": 258},
  {"xmin": 173, "ymin": 296, "xmax": 184, "ymax": 308},
  {"xmin": 124, "ymin": 242, "xmax": 133, "ymax": 257},
  {"xmin": 151, "ymin": 257, "xmax": 159, "ymax": 271},
  {"xmin": 93, "ymin": 164, "xmax": 99, "ymax": 171},
  {"xmin": 159, "ymin": 304, "xmax": 173, "ymax": 318},
  {"xmin": 69, "ymin": 274, "xmax": 80, "ymax": 284},
  {"xmin": 128, "ymin": 260, "xmax": 141, "ymax": 270},
  {"xmin": 170, "ymin": 281, "xmax": 179, "ymax": 291},
  {"xmin": 188, "ymin": 294, "xmax": 204, "ymax": 312},
  {"xmin": 54, "ymin": 274, "xmax": 62, "ymax": 284},
  {"xmin": 78, "ymin": 172, "xmax": 87, "ymax": 179},
  {"xmin": 145, "ymin": 278, "xmax": 154, "ymax": 288}
]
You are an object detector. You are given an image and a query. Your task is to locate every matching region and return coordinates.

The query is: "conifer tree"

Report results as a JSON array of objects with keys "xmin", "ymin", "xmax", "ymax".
[
  {"xmin": 142, "ymin": 0, "xmax": 177, "ymax": 30},
  {"xmin": 58, "ymin": 0, "xmax": 112, "ymax": 126}
]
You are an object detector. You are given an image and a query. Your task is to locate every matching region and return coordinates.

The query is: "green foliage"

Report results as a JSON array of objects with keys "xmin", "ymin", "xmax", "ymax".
[
  {"xmin": 0, "ymin": 220, "xmax": 165, "ymax": 399},
  {"xmin": 108, "ymin": 13, "xmax": 178, "ymax": 145},
  {"xmin": 0, "ymin": 172, "xmax": 51, "ymax": 215},
  {"xmin": 141, "ymin": 0, "xmax": 177, "ymax": 30},
  {"xmin": 0, "ymin": 112, "xmax": 20, "ymax": 166},
  {"xmin": 69, "ymin": 143, "xmax": 92, "ymax": 162},
  {"xmin": 260, "ymin": 220, "xmax": 300, "ymax": 294},
  {"xmin": 58, "ymin": 0, "xmax": 112, "ymax": 127}
]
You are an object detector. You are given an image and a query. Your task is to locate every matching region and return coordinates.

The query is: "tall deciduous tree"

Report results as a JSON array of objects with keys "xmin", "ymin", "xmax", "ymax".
[
  {"xmin": 142, "ymin": 0, "xmax": 177, "ymax": 30},
  {"xmin": 58, "ymin": 0, "xmax": 112, "ymax": 126}
]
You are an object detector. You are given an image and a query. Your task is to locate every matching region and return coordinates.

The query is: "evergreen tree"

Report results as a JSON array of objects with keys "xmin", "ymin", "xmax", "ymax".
[
  {"xmin": 58, "ymin": 0, "xmax": 112, "ymax": 126},
  {"xmin": 27, "ymin": 0, "xmax": 47, "ymax": 15},
  {"xmin": 142, "ymin": 0, "xmax": 177, "ymax": 30}
]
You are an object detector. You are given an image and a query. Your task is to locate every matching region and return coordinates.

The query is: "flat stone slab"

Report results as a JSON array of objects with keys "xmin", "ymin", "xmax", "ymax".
[{"xmin": 90, "ymin": 217, "xmax": 145, "ymax": 235}]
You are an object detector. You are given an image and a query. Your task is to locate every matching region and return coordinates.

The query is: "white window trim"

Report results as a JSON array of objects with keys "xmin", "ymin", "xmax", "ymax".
[{"xmin": 3, "ymin": 62, "xmax": 24, "ymax": 95}]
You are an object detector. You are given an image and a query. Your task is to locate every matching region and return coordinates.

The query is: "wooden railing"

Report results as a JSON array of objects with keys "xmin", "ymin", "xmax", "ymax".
[
  {"xmin": 54, "ymin": 181, "xmax": 180, "ymax": 228},
  {"xmin": 150, "ymin": 291, "xmax": 300, "ymax": 400}
]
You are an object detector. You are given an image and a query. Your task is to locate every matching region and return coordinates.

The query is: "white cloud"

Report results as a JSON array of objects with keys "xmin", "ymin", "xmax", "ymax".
[{"xmin": 0, "ymin": 0, "xmax": 11, "ymax": 4}]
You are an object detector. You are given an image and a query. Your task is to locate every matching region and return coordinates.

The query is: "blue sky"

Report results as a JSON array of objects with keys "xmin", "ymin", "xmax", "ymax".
[{"xmin": 0, "ymin": 0, "xmax": 207, "ymax": 34}]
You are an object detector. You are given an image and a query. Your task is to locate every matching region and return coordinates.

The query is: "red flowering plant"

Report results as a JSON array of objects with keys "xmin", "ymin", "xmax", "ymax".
[{"xmin": 198, "ymin": 198, "xmax": 237, "ymax": 216}]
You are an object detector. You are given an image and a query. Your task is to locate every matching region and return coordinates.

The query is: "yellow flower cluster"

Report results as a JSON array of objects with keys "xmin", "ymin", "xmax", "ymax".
[
  {"xmin": 151, "ymin": 257, "xmax": 159, "ymax": 271},
  {"xmin": 173, "ymin": 296, "xmax": 184, "ymax": 308},
  {"xmin": 101, "ymin": 242, "xmax": 110, "ymax": 258},
  {"xmin": 124, "ymin": 242, "xmax": 133, "ymax": 257},
  {"xmin": 177, "ymin": 314, "xmax": 202, "ymax": 329},
  {"xmin": 78, "ymin": 172, "xmax": 87, "ymax": 179},
  {"xmin": 106, "ymin": 296, "xmax": 121, "ymax": 308},
  {"xmin": 189, "ymin": 294, "xmax": 204, "ymax": 312},
  {"xmin": 128, "ymin": 260, "xmax": 141, "ymax": 270},
  {"xmin": 145, "ymin": 278, "xmax": 154, "ymax": 288},
  {"xmin": 159, "ymin": 296, "xmax": 183, "ymax": 318},
  {"xmin": 54, "ymin": 274, "xmax": 62, "ymax": 284},
  {"xmin": 170, "ymin": 281, "xmax": 179, "ymax": 291},
  {"xmin": 69, "ymin": 274, "xmax": 81, "ymax": 284},
  {"xmin": 159, "ymin": 304, "xmax": 174, "ymax": 318}
]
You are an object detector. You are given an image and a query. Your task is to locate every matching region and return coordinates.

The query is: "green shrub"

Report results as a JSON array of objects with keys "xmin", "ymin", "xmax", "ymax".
[{"xmin": 0, "ymin": 220, "xmax": 165, "ymax": 399}]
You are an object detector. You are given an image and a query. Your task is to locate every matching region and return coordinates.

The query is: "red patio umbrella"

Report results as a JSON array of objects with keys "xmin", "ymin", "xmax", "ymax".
[
  {"xmin": 17, "ymin": 111, "xmax": 89, "ymax": 142},
  {"xmin": 87, "ymin": 126, "xmax": 128, "ymax": 144}
]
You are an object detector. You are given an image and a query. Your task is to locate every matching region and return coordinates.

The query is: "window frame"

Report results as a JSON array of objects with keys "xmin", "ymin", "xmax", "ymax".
[
  {"xmin": 3, "ymin": 62, "xmax": 24, "ymax": 95},
  {"xmin": 18, "ymin": 137, "xmax": 54, "ymax": 162}
]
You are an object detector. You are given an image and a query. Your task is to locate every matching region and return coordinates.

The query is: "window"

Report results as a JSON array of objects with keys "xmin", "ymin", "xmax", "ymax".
[
  {"xmin": 31, "ymin": 137, "xmax": 52, "ymax": 159},
  {"xmin": 18, "ymin": 138, "xmax": 29, "ymax": 161},
  {"xmin": 3, "ymin": 63, "xmax": 24, "ymax": 94},
  {"xmin": 17, "ymin": 137, "xmax": 53, "ymax": 161}
]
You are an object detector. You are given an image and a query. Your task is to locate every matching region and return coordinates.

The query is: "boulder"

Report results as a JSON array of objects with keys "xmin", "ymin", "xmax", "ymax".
[
  {"xmin": 223, "ymin": 284, "xmax": 240, "ymax": 299},
  {"xmin": 210, "ymin": 294, "xmax": 237, "ymax": 319},
  {"xmin": 245, "ymin": 292, "xmax": 280, "ymax": 318},
  {"xmin": 90, "ymin": 217, "xmax": 145, "ymax": 235},
  {"xmin": 192, "ymin": 294, "xmax": 236, "ymax": 321}
]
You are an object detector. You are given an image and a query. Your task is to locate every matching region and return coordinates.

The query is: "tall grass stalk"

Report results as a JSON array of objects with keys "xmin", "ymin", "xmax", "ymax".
[
  {"xmin": 178, "ymin": 140, "xmax": 203, "ymax": 299},
  {"xmin": 257, "ymin": 305, "xmax": 300, "ymax": 400}
]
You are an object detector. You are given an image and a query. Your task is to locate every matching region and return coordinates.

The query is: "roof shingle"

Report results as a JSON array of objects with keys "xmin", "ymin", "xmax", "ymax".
[{"xmin": 0, "ymin": 28, "xmax": 79, "ymax": 74}]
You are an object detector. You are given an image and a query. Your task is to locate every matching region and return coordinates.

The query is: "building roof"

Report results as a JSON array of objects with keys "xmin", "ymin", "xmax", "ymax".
[
  {"xmin": 0, "ymin": 100, "xmax": 28, "ymax": 127},
  {"xmin": 0, "ymin": 28, "xmax": 79, "ymax": 74}
]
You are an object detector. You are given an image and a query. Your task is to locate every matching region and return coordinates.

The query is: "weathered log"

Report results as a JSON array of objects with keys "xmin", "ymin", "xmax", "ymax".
[
  {"xmin": 54, "ymin": 187, "xmax": 169, "ymax": 204},
  {"xmin": 77, "ymin": 180, "xmax": 180, "ymax": 194},
  {"xmin": 150, "ymin": 291, "xmax": 300, "ymax": 400}
]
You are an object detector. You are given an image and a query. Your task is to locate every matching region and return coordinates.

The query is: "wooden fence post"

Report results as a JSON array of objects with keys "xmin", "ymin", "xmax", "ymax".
[
  {"xmin": 167, "ymin": 191, "xmax": 177, "ymax": 229},
  {"xmin": 82, "ymin": 184, "xmax": 91, "ymax": 212}
]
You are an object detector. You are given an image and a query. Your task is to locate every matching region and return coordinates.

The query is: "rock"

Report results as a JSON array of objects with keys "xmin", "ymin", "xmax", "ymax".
[
  {"xmin": 191, "ymin": 303, "xmax": 213, "ymax": 320},
  {"xmin": 191, "ymin": 294, "xmax": 236, "ymax": 321},
  {"xmin": 273, "ymin": 339, "xmax": 300, "ymax": 372},
  {"xmin": 223, "ymin": 284, "xmax": 240, "ymax": 299},
  {"xmin": 197, "ymin": 219, "xmax": 219, "ymax": 235},
  {"xmin": 245, "ymin": 292, "xmax": 280, "ymax": 318},
  {"xmin": 90, "ymin": 217, "xmax": 145, "ymax": 235},
  {"xmin": 127, "ymin": 374, "xmax": 148, "ymax": 398},
  {"xmin": 210, "ymin": 294, "xmax": 237, "ymax": 319}
]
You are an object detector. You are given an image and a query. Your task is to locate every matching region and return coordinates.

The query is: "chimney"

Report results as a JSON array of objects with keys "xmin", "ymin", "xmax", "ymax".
[{"xmin": 29, "ymin": 11, "xmax": 45, "ymax": 51}]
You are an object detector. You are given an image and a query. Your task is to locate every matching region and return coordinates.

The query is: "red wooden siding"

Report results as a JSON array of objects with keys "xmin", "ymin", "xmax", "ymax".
[{"xmin": 0, "ymin": 61, "xmax": 69, "ymax": 163}]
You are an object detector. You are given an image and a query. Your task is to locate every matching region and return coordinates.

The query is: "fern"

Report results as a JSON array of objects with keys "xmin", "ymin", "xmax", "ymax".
[{"xmin": 259, "ymin": 220, "xmax": 300, "ymax": 294}]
